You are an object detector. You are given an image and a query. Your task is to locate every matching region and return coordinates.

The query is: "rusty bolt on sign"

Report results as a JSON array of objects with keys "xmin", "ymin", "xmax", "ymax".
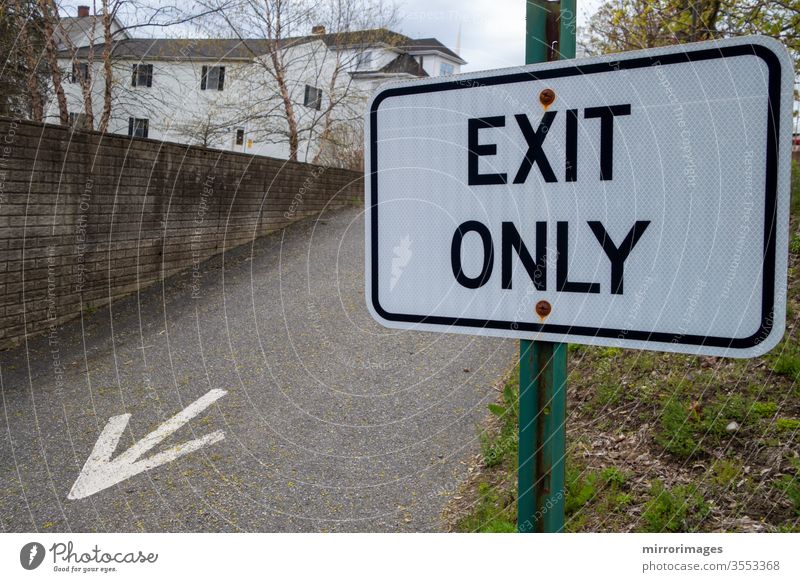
[
  {"xmin": 539, "ymin": 88, "xmax": 555, "ymax": 107},
  {"xmin": 535, "ymin": 300, "xmax": 552, "ymax": 318}
]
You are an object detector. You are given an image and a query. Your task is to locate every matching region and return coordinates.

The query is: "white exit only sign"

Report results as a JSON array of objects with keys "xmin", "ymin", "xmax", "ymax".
[{"xmin": 365, "ymin": 36, "xmax": 794, "ymax": 357}]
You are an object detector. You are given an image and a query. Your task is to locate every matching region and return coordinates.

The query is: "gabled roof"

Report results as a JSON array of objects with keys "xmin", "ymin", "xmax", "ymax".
[
  {"xmin": 398, "ymin": 38, "xmax": 466, "ymax": 64},
  {"xmin": 314, "ymin": 29, "xmax": 465, "ymax": 64},
  {"xmin": 56, "ymin": 15, "xmax": 129, "ymax": 49},
  {"xmin": 57, "ymin": 28, "xmax": 465, "ymax": 65},
  {"xmin": 60, "ymin": 38, "xmax": 274, "ymax": 60},
  {"xmin": 351, "ymin": 53, "xmax": 429, "ymax": 78},
  {"xmin": 315, "ymin": 28, "xmax": 409, "ymax": 49},
  {"xmin": 378, "ymin": 53, "xmax": 428, "ymax": 76}
]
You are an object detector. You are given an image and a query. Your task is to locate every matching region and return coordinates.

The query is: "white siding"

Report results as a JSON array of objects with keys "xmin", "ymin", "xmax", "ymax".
[{"xmin": 54, "ymin": 38, "xmax": 460, "ymax": 163}]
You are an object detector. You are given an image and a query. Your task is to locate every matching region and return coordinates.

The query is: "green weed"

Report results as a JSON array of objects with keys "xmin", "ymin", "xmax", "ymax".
[
  {"xmin": 565, "ymin": 467, "xmax": 599, "ymax": 516},
  {"xmin": 565, "ymin": 465, "xmax": 629, "ymax": 520},
  {"xmin": 639, "ymin": 481, "xmax": 709, "ymax": 532},
  {"xmin": 711, "ymin": 459, "xmax": 740, "ymax": 487},
  {"xmin": 600, "ymin": 466, "xmax": 628, "ymax": 487},
  {"xmin": 455, "ymin": 482, "xmax": 516, "ymax": 533},
  {"xmin": 772, "ymin": 352, "xmax": 800, "ymax": 381},
  {"xmin": 589, "ymin": 381, "xmax": 623, "ymax": 410},
  {"xmin": 481, "ymin": 371, "xmax": 520, "ymax": 467},
  {"xmin": 613, "ymin": 492, "xmax": 633, "ymax": 509},
  {"xmin": 701, "ymin": 394, "xmax": 751, "ymax": 436},
  {"xmin": 790, "ymin": 234, "xmax": 800, "ymax": 254},
  {"xmin": 751, "ymin": 401, "xmax": 779, "ymax": 418},
  {"xmin": 774, "ymin": 459, "xmax": 800, "ymax": 516},
  {"xmin": 776, "ymin": 418, "xmax": 800, "ymax": 433},
  {"xmin": 656, "ymin": 400, "xmax": 699, "ymax": 457}
]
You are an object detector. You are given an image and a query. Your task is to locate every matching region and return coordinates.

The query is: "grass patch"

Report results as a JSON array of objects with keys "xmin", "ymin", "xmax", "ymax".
[
  {"xmin": 655, "ymin": 399, "xmax": 699, "ymax": 457},
  {"xmin": 654, "ymin": 391, "xmax": 778, "ymax": 458},
  {"xmin": 701, "ymin": 394, "xmax": 751, "ymax": 436},
  {"xmin": 751, "ymin": 401, "xmax": 779, "ymax": 418},
  {"xmin": 774, "ymin": 458, "xmax": 800, "ymax": 517},
  {"xmin": 455, "ymin": 481, "xmax": 516, "ymax": 533},
  {"xmin": 589, "ymin": 380, "xmax": 624, "ymax": 410},
  {"xmin": 776, "ymin": 418, "xmax": 800, "ymax": 433},
  {"xmin": 481, "ymin": 371, "xmax": 519, "ymax": 468},
  {"xmin": 565, "ymin": 467, "xmax": 599, "ymax": 516},
  {"xmin": 791, "ymin": 234, "xmax": 800, "ymax": 255},
  {"xmin": 710, "ymin": 459, "xmax": 740, "ymax": 488},
  {"xmin": 772, "ymin": 350, "xmax": 800, "ymax": 381},
  {"xmin": 632, "ymin": 351, "xmax": 657, "ymax": 372},
  {"xmin": 639, "ymin": 481, "xmax": 709, "ymax": 532},
  {"xmin": 601, "ymin": 466, "xmax": 628, "ymax": 486},
  {"xmin": 564, "ymin": 465, "xmax": 631, "ymax": 530}
]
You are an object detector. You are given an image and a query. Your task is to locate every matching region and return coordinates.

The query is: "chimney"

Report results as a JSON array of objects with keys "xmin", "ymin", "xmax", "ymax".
[
  {"xmin": 77, "ymin": 5, "xmax": 90, "ymax": 17},
  {"xmin": 311, "ymin": 25, "xmax": 325, "ymax": 35}
]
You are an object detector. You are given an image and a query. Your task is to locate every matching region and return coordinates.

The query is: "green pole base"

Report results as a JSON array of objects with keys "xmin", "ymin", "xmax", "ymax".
[{"xmin": 517, "ymin": 339, "xmax": 567, "ymax": 533}]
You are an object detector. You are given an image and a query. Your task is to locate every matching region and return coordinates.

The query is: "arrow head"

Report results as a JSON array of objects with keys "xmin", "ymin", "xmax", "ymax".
[
  {"xmin": 68, "ymin": 390, "xmax": 227, "ymax": 500},
  {"xmin": 67, "ymin": 413, "xmax": 131, "ymax": 500}
]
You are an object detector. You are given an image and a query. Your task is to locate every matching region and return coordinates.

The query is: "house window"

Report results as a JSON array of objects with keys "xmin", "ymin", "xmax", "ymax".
[
  {"xmin": 69, "ymin": 112, "xmax": 87, "ymax": 129},
  {"xmin": 71, "ymin": 62, "xmax": 89, "ymax": 83},
  {"xmin": 127, "ymin": 117, "xmax": 149, "ymax": 138},
  {"xmin": 303, "ymin": 85, "xmax": 322, "ymax": 110},
  {"xmin": 439, "ymin": 62, "xmax": 454, "ymax": 76},
  {"xmin": 235, "ymin": 128, "xmax": 244, "ymax": 146},
  {"xmin": 356, "ymin": 51, "xmax": 372, "ymax": 70},
  {"xmin": 132, "ymin": 64, "xmax": 153, "ymax": 87},
  {"xmin": 201, "ymin": 65, "xmax": 225, "ymax": 91}
]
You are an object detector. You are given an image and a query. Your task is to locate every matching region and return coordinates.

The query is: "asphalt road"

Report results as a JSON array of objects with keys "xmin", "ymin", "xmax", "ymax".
[{"xmin": 0, "ymin": 205, "xmax": 515, "ymax": 532}]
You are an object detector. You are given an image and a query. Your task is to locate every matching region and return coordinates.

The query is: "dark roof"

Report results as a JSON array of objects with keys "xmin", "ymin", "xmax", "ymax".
[
  {"xmin": 58, "ymin": 28, "xmax": 465, "ymax": 63},
  {"xmin": 377, "ymin": 53, "xmax": 428, "ymax": 76},
  {"xmin": 60, "ymin": 38, "xmax": 272, "ymax": 60},
  {"xmin": 399, "ymin": 38, "xmax": 465, "ymax": 63}
]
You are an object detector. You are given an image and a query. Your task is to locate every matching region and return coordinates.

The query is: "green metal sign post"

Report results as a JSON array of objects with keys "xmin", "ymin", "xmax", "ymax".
[{"xmin": 518, "ymin": 0, "xmax": 576, "ymax": 534}]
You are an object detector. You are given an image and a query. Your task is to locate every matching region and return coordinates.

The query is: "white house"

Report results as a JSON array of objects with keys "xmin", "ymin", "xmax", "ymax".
[{"xmin": 55, "ymin": 7, "xmax": 466, "ymax": 165}]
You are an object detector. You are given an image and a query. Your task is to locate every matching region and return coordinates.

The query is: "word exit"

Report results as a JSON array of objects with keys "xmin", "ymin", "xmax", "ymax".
[{"xmin": 468, "ymin": 104, "xmax": 631, "ymax": 185}]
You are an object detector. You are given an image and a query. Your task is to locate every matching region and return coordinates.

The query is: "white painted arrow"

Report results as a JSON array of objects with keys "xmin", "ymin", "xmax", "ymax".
[{"xmin": 68, "ymin": 389, "xmax": 227, "ymax": 500}]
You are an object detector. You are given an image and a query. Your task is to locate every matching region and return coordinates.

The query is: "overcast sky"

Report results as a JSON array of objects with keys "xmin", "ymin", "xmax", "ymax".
[
  {"xmin": 59, "ymin": 0, "xmax": 604, "ymax": 72},
  {"xmin": 395, "ymin": 0, "xmax": 603, "ymax": 71}
]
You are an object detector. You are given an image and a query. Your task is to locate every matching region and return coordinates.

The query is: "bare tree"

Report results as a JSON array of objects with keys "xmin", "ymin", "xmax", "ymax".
[
  {"xmin": 2, "ymin": 0, "xmax": 48, "ymax": 120},
  {"xmin": 224, "ymin": 0, "xmax": 314, "ymax": 161},
  {"xmin": 171, "ymin": 104, "xmax": 233, "ymax": 147},
  {"xmin": 97, "ymin": 0, "xmax": 114, "ymax": 132},
  {"xmin": 94, "ymin": 1, "xmax": 226, "ymax": 133},
  {"xmin": 38, "ymin": 0, "xmax": 68, "ymax": 124},
  {"xmin": 17, "ymin": 5, "xmax": 45, "ymax": 121},
  {"xmin": 47, "ymin": 0, "xmax": 226, "ymax": 132},
  {"xmin": 202, "ymin": 0, "xmax": 397, "ymax": 162},
  {"xmin": 56, "ymin": 1, "xmax": 97, "ymax": 129},
  {"xmin": 314, "ymin": 119, "xmax": 363, "ymax": 170}
]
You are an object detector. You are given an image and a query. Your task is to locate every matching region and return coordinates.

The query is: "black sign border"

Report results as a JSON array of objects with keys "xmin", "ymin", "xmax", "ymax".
[{"xmin": 369, "ymin": 43, "xmax": 783, "ymax": 349}]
